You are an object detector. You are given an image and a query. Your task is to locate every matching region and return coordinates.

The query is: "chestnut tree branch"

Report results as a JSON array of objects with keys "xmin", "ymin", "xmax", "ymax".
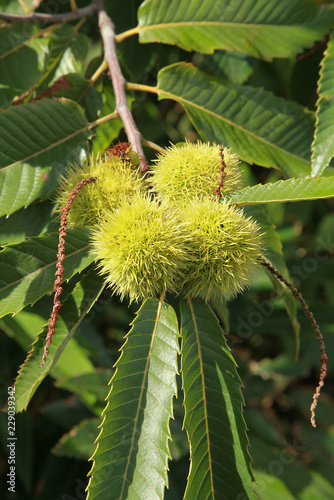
[
  {"xmin": 94, "ymin": 0, "xmax": 148, "ymax": 172},
  {"xmin": 0, "ymin": 4, "xmax": 96, "ymax": 23}
]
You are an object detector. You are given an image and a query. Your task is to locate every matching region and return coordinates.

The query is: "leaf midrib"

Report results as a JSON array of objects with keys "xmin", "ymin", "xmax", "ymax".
[
  {"xmin": 119, "ymin": 295, "xmax": 164, "ymax": 500},
  {"xmin": 138, "ymin": 21, "xmax": 320, "ymax": 32},
  {"xmin": 189, "ymin": 299, "xmax": 215, "ymax": 500}
]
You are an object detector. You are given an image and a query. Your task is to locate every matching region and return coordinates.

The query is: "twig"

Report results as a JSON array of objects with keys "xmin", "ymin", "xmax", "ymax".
[
  {"xmin": 261, "ymin": 258, "xmax": 327, "ymax": 428},
  {"xmin": 0, "ymin": 4, "xmax": 96, "ymax": 24},
  {"xmin": 94, "ymin": 0, "xmax": 149, "ymax": 173},
  {"xmin": 40, "ymin": 177, "xmax": 97, "ymax": 367}
]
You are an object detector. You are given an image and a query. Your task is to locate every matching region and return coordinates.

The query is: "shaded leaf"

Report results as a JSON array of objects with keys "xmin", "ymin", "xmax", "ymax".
[
  {"xmin": 0, "ymin": 200, "xmax": 57, "ymax": 245},
  {"xmin": 180, "ymin": 299, "xmax": 256, "ymax": 499},
  {"xmin": 87, "ymin": 297, "xmax": 179, "ymax": 500},
  {"xmin": 53, "ymin": 418, "xmax": 100, "ymax": 460},
  {"xmin": 92, "ymin": 87, "xmax": 129, "ymax": 156},
  {"xmin": 56, "ymin": 370, "xmax": 113, "ymax": 415},
  {"xmin": 137, "ymin": 0, "xmax": 334, "ymax": 60},
  {"xmin": 202, "ymin": 50, "xmax": 255, "ymax": 84},
  {"xmin": 33, "ymin": 73, "xmax": 104, "ymax": 123},
  {"xmin": 1, "ymin": 291, "xmax": 96, "ymax": 383},
  {"xmin": 228, "ymin": 176, "xmax": 334, "ymax": 205},
  {"xmin": 312, "ymin": 33, "xmax": 334, "ymax": 176},
  {"xmin": 0, "ymin": 99, "xmax": 90, "ymax": 217},
  {"xmin": 0, "ymin": 228, "xmax": 94, "ymax": 318},
  {"xmin": 157, "ymin": 63, "xmax": 313, "ymax": 177},
  {"xmin": 36, "ymin": 23, "xmax": 89, "ymax": 92},
  {"xmin": 0, "ymin": 24, "xmax": 49, "ymax": 108},
  {"xmin": 250, "ymin": 434, "xmax": 334, "ymax": 499},
  {"xmin": 14, "ymin": 268, "xmax": 105, "ymax": 412},
  {"xmin": 247, "ymin": 205, "xmax": 300, "ymax": 355}
]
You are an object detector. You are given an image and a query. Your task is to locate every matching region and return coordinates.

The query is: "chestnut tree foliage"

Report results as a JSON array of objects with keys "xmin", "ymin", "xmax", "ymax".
[{"xmin": 0, "ymin": 1, "xmax": 334, "ymax": 499}]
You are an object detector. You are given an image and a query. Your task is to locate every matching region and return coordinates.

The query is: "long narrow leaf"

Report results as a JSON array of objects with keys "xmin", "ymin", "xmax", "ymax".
[
  {"xmin": 180, "ymin": 300, "xmax": 256, "ymax": 499},
  {"xmin": 87, "ymin": 297, "xmax": 179, "ymax": 500},
  {"xmin": 0, "ymin": 228, "xmax": 94, "ymax": 318},
  {"xmin": 312, "ymin": 33, "xmax": 334, "ymax": 177},
  {"xmin": 137, "ymin": 0, "xmax": 334, "ymax": 60},
  {"xmin": 157, "ymin": 63, "xmax": 314, "ymax": 178},
  {"xmin": 228, "ymin": 176, "xmax": 334, "ymax": 205},
  {"xmin": 14, "ymin": 269, "xmax": 105, "ymax": 412}
]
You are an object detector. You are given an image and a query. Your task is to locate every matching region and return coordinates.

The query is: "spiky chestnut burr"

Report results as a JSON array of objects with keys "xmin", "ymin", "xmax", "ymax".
[
  {"xmin": 91, "ymin": 196, "xmax": 191, "ymax": 302},
  {"xmin": 150, "ymin": 141, "xmax": 243, "ymax": 203},
  {"xmin": 180, "ymin": 198, "xmax": 263, "ymax": 301},
  {"xmin": 55, "ymin": 156, "xmax": 146, "ymax": 227}
]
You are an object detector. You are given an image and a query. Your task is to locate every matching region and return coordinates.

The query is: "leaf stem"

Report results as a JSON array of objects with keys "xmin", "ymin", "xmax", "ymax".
[
  {"xmin": 70, "ymin": 0, "xmax": 78, "ymax": 10},
  {"xmin": 0, "ymin": 4, "xmax": 96, "ymax": 23},
  {"xmin": 142, "ymin": 138, "xmax": 166, "ymax": 154},
  {"xmin": 90, "ymin": 60, "xmax": 109, "ymax": 85},
  {"xmin": 126, "ymin": 82, "xmax": 158, "ymax": 94},
  {"xmin": 94, "ymin": 0, "xmax": 149, "ymax": 172},
  {"xmin": 115, "ymin": 26, "xmax": 140, "ymax": 43},
  {"xmin": 88, "ymin": 110, "xmax": 119, "ymax": 129}
]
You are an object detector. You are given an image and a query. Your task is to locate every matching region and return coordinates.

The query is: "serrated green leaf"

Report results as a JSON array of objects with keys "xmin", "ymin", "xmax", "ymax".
[
  {"xmin": 157, "ymin": 63, "xmax": 313, "ymax": 177},
  {"xmin": 137, "ymin": 0, "xmax": 334, "ymax": 60},
  {"xmin": 14, "ymin": 269, "xmax": 105, "ymax": 412},
  {"xmin": 0, "ymin": 24, "xmax": 49, "ymax": 107},
  {"xmin": 0, "ymin": 99, "xmax": 90, "ymax": 216},
  {"xmin": 0, "ymin": 228, "xmax": 94, "ymax": 318},
  {"xmin": 228, "ymin": 176, "xmax": 334, "ymax": 205},
  {"xmin": 312, "ymin": 33, "xmax": 334, "ymax": 176},
  {"xmin": 87, "ymin": 297, "xmax": 179, "ymax": 500},
  {"xmin": 180, "ymin": 300, "xmax": 256, "ymax": 500}
]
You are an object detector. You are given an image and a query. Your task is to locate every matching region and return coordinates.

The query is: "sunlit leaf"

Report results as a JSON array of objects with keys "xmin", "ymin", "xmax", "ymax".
[
  {"xmin": 0, "ymin": 99, "xmax": 90, "ymax": 216},
  {"xmin": 157, "ymin": 63, "xmax": 313, "ymax": 177},
  {"xmin": 180, "ymin": 299, "xmax": 256, "ymax": 499},
  {"xmin": 87, "ymin": 297, "xmax": 179, "ymax": 500},
  {"xmin": 137, "ymin": 0, "xmax": 334, "ymax": 60},
  {"xmin": 312, "ymin": 33, "xmax": 334, "ymax": 176},
  {"xmin": 228, "ymin": 176, "xmax": 334, "ymax": 205},
  {"xmin": 0, "ymin": 228, "xmax": 94, "ymax": 318}
]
